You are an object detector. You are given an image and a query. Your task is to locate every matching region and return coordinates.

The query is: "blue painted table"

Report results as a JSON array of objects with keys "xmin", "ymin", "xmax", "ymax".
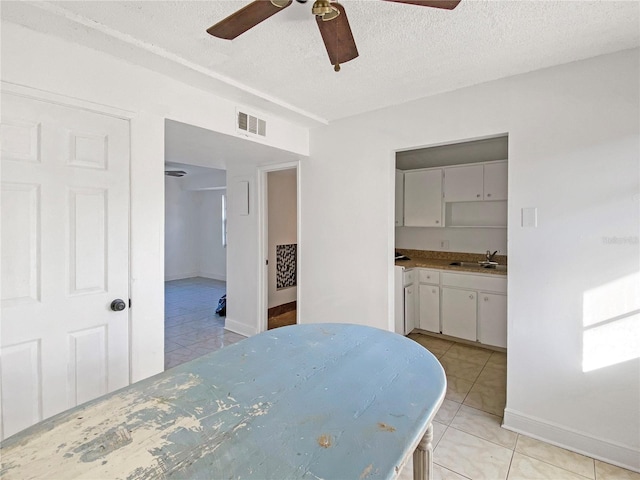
[{"xmin": 0, "ymin": 323, "xmax": 446, "ymax": 480}]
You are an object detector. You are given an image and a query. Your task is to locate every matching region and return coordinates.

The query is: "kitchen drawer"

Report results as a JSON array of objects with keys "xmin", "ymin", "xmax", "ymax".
[
  {"xmin": 441, "ymin": 272, "xmax": 507, "ymax": 293},
  {"xmin": 418, "ymin": 269, "xmax": 440, "ymax": 284},
  {"xmin": 403, "ymin": 269, "xmax": 415, "ymax": 287}
]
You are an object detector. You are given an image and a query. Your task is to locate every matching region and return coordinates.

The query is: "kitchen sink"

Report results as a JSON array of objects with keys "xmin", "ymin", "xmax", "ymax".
[
  {"xmin": 481, "ymin": 264, "xmax": 507, "ymax": 271},
  {"xmin": 449, "ymin": 261, "xmax": 507, "ymax": 271}
]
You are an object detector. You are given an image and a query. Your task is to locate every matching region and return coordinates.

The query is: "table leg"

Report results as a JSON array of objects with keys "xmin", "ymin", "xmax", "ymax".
[{"xmin": 412, "ymin": 423, "xmax": 433, "ymax": 480}]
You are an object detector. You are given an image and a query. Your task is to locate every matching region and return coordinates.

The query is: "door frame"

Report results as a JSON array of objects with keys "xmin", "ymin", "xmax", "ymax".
[
  {"xmin": 257, "ymin": 161, "xmax": 301, "ymax": 333},
  {"xmin": 1, "ymin": 80, "xmax": 135, "ymax": 382}
]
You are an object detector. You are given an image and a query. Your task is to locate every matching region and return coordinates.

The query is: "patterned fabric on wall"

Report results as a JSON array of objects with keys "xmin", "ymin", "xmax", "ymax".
[{"xmin": 276, "ymin": 244, "xmax": 297, "ymax": 289}]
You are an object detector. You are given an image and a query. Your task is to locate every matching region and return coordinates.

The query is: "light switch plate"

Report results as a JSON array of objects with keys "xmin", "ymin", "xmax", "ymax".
[{"xmin": 522, "ymin": 207, "xmax": 537, "ymax": 227}]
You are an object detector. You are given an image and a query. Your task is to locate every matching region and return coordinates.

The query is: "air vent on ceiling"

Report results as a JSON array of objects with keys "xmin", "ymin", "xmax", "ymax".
[{"xmin": 237, "ymin": 110, "xmax": 266, "ymax": 138}]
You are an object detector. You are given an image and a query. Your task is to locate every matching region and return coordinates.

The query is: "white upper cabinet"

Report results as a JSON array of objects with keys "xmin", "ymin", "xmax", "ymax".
[
  {"xmin": 443, "ymin": 161, "xmax": 507, "ymax": 202},
  {"xmin": 395, "ymin": 170, "xmax": 404, "ymax": 226},
  {"xmin": 443, "ymin": 164, "xmax": 484, "ymax": 202},
  {"xmin": 483, "ymin": 161, "xmax": 508, "ymax": 200},
  {"xmin": 403, "ymin": 168, "xmax": 443, "ymax": 227}
]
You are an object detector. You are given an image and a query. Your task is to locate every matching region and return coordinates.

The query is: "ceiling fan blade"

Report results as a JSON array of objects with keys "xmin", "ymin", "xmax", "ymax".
[
  {"xmin": 207, "ymin": 0, "xmax": 293, "ymax": 40},
  {"xmin": 383, "ymin": 0, "xmax": 461, "ymax": 10},
  {"xmin": 316, "ymin": 3, "xmax": 359, "ymax": 71}
]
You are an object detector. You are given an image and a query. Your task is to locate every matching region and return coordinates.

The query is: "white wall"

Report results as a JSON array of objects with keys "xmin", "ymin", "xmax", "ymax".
[
  {"xmin": 165, "ymin": 177, "xmax": 227, "ymax": 282},
  {"xmin": 1, "ymin": 21, "xmax": 309, "ymax": 381},
  {"xmin": 301, "ymin": 50, "xmax": 639, "ymax": 469},
  {"xmin": 267, "ymin": 169, "xmax": 297, "ymax": 308},
  {"xmin": 164, "ymin": 177, "xmax": 199, "ymax": 280},
  {"xmin": 395, "ymin": 227, "xmax": 507, "ymax": 254},
  {"xmin": 196, "ymin": 190, "xmax": 227, "ymax": 281}
]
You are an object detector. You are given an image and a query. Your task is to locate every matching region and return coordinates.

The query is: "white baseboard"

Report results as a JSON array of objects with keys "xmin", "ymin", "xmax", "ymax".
[
  {"xmin": 503, "ymin": 408, "xmax": 640, "ymax": 473},
  {"xmin": 224, "ymin": 317, "xmax": 258, "ymax": 338},
  {"xmin": 164, "ymin": 271, "xmax": 199, "ymax": 281},
  {"xmin": 198, "ymin": 271, "xmax": 226, "ymax": 281},
  {"xmin": 164, "ymin": 271, "xmax": 226, "ymax": 282}
]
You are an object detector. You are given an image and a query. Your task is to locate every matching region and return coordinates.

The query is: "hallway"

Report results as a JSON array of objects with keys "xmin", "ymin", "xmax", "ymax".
[{"xmin": 164, "ymin": 277, "xmax": 245, "ymax": 370}]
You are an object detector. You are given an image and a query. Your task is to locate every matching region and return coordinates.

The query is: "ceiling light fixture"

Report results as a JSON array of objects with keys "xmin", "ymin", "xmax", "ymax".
[
  {"xmin": 311, "ymin": 0, "xmax": 333, "ymax": 16},
  {"xmin": 207, "ymin": 0, "xmax": 461, "ymax": 72}
]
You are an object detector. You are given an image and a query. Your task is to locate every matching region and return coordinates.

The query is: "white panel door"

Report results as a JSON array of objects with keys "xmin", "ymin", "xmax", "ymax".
[
  {"xmin": 403, "ymin": 169, "xmax": 442, "ymax": 227},
  {"xmin": 1, "ymin": 93, "xmax": 130, "ymax": 440},
  {"xmin": 441, "ymin": 287, "xmax": 477, "ymax": 341}
]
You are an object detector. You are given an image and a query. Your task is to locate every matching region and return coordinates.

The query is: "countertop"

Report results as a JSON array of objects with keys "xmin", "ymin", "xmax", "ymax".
[{"xmin": 395, "ymin": 249, "xmax": 507, "ymax": 276}]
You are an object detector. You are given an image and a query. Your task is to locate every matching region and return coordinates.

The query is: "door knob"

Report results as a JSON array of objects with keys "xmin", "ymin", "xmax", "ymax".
[{"xmin": 110, "ymin": 299, "xmax": 126, "ymax": 311}]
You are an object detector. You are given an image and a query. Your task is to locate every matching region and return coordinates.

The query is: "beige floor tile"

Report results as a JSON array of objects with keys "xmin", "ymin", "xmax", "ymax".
[
  {"xmin": 410, "ymin": 333, "xmax": 454, "ymax": 356},
  {"xmin": 445, "ymin": 374, "xmax": 474, "ymax": 403},
  {"xmin": 439, "ymin": 356, "xmax": 485, "ymax": 382},
  {"xmin": 516, "ymin": 436, "xmax": 595, "ymax": 479},
  {"xmin": 475, "ymin": 366, "xmax": 507, "ymax": 390},
  {"xmin": 433, "ymin": 463, "xmax": 472, "ymax": 480},
  {"xmin": 435, "ymin": 399, "xmax": 462, "ymax": 425},
  {"xmin": 432, "ymin": 420, "xmax": 448, "ymax": 448},
  {"xmin": 442, "ymin": 343, "xmax": 492, "ymax": 367},
  {"xmin": 435, "ymin": 427, "xmax": 513, "ymax": 480},
  {"xmin": 398, "ymin": 455, "xmax": 472, "ymax": 480},
  {"xmin": 463, "ymin": 381, "xmax": 506, "ymax": 416},
  {"xmin": 450, "ymin": 405, "xmax": 517, "ymax": 449},
  {"xmin": 508, "ymin": 452, "xmax": 593, "ymax": 480},
  {"xmin": 595, "ymin": 460, "xmax": 640, "ymax": 480},
  {"xmin": 486, "ymin": 351, "xmax": 507, "ymax": 371}
]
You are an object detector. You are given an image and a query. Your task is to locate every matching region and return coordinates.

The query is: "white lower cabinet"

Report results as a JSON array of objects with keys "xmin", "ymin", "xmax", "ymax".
[
  {"xmin": 404, "ymin": 285, "xmax": 417, "ymax": 334},
  {"xmin": 441, "ymin": 287, "xmax": 478, "ymax": 341},
  {"xmin": 419, "ymin": 284, "xmax": 440, "ymax": 333},
  {"xmin": 478, "ymin": 293, "xmax": 507, "ymax": 348},
  {"xmin": 396, "ymin": 266, "xmax": 507, "ymax": 347}
]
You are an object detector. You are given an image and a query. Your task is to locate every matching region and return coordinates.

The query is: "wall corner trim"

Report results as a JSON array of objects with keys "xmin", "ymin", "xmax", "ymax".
[
  {"xmin": 224, "ymin": 318, "xmax": 258, "ymax": 338},
  {"xmin": 503, "ymin": 408, "xmax": 640, "ymax": 473}
]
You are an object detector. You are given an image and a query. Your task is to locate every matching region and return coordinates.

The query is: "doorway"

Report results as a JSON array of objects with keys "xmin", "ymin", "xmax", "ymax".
[
  {"xmin": 163, "ymin": 162, "xmax": 244, "ymax": 369},
  {"xmin": 259, "ymin": 164, "xmax": 300, "ymax": 332}
]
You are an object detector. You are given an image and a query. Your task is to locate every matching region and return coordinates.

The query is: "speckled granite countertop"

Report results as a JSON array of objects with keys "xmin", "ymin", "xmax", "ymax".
[{"xmin": 395, "ymin": 249, "xmax": 508, "ymax": 276}]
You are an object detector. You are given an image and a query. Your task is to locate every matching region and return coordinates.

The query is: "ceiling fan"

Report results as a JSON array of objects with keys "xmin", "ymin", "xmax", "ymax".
[{"xmin": 206, "ymin": 0, "xmax": 461, "ymax": 72}]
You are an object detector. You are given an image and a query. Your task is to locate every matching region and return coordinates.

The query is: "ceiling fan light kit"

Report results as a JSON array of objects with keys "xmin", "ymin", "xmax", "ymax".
[{"xmin": 207, "ymin": 0, "xmax": 461, "ymax": 71}]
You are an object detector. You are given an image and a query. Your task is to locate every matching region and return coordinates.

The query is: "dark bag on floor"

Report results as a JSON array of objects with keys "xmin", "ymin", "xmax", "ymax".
[{"xmin": 215, "ymin": 295, "xmax": 226, "ymax": 316}]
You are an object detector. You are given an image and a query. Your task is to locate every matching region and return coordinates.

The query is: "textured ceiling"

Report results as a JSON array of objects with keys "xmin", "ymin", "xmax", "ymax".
[{"xmin": 3, "ymin": 1, "xmax": 639, "ymax": 125}]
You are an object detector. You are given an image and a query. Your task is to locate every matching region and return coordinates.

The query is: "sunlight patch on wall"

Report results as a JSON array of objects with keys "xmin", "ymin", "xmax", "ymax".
[{"xmin": 582, "ymin": 272, "xmax": 640, "ymax": 372}]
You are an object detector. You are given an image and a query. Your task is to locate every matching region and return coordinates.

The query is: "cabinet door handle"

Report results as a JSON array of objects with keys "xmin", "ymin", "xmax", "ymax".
[
  {"xmin": 432, "ymin": 289, "xmax": 436, "ymax": 294},
  {"xmin": 435, "ymin": 220, "xmax": 440, "ymax": 224},
  {"xmin": 476, "ymin": 194, "xmax": 481, "ymax": 198},
  {"xmin": 487, "ymin": 193, "xmax": 492, "ymax": 197},
  {"xmin": 484, "ymin": 297, "xmax": 489, "ymax": 301},
  {"xmin": 469, "ymin": 294, "xmax": 474, "ymax": 300}
]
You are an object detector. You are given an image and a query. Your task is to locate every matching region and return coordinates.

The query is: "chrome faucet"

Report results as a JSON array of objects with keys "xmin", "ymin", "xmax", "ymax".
[{"xmin": 485, "ymin": 250, "xmax": 498, "ymax": 264}]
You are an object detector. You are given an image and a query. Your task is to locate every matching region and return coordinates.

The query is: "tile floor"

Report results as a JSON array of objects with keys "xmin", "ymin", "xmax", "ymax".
[
  {"xmin": 164, "ymin": 277, "xmax": 245, "ymax": 370},
  {"xmin": 163, "ymin": 289, "xmax": 638, "ymax": 480},
  {"xmin": 398, "ymin": 333, "xmax": 639, "ymax": 480}
]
